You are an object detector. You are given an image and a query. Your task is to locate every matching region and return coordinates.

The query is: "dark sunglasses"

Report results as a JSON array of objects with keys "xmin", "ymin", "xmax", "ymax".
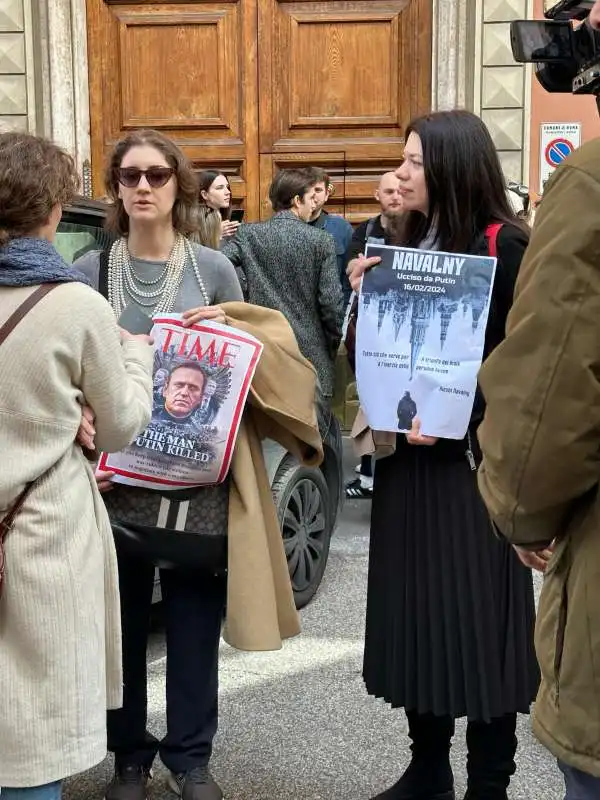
[{"xmin": 117, "ymin": 166, "xmax": 175, "ymax": 189}]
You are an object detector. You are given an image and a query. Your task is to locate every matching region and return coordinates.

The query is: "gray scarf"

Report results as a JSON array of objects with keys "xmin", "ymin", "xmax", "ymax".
[{"xmin": 0, "ymin": 237, "xmax": 91, "ymax": 287}]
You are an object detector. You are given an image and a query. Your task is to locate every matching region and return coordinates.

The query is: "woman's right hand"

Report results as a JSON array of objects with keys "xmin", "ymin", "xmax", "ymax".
[
  {"xmin": 77, "ymin": 405, "xmax": 96, "ymax": 450},
  {"xmin": 347, "ymin": 254, "xmax": 381, "ymax": 293},
  {"xmin": 513, "ymin": 543, "xmax": 554, "ymax": 572},
  {"xmin": 221, "ymin": 220, "xmax": 240, "ymax": 238},
  {"xmin": 95, "ymin": 469, "xmax": 115, "ymax": 493},
  {"xmin": 406, "ymin": 417, "xmax": 438, "ymax": 446}
]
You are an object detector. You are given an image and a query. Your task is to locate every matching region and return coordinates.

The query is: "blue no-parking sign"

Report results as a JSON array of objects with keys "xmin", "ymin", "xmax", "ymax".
[{"xmin": 540, "ymin": 123, "xmax": 581, "ymax": 193}]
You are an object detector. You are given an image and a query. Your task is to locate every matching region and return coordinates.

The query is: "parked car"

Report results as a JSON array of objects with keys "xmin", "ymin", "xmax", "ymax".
[{"xmin": 56, "ymin": 198, "xmax": 344, "ymax": 608}]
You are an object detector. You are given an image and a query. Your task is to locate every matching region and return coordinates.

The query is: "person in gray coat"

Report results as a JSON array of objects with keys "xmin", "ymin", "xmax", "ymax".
[{"xmin": 222, "ymin": 170, "xmax": 344, "ymax": 398}]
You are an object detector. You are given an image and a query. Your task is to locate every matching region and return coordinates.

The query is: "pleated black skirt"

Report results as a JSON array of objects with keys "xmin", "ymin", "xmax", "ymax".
[{"xmin": 363, "ymin": 436, "xmax": 540, "ymax": 723}]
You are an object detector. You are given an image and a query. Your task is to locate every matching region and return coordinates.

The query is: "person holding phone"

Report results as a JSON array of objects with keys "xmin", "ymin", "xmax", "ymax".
[
  {"xmin": 198, "ymin": 170, "xmax": 240, "ymax": 239},
  {"xmin": 189, "ymin": 206, "xmax": 223, "ymax": 251}
]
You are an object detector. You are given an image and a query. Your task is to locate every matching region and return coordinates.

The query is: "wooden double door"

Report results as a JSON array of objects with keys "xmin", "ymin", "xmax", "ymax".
[{"xmin": 86, "ymin": 0, "xmax": 432, "ymax": 221}]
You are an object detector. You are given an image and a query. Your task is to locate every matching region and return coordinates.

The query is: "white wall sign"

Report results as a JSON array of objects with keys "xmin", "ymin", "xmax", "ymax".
[{"xmin": 539, "ymin": 122, "xmax": 581, "ymax": 194}]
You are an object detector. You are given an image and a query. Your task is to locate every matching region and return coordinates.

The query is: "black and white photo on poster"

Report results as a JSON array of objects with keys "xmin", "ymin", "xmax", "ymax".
[{"xmin": 355, "ymin": 243, "xmax": 496, "ymax": 439}]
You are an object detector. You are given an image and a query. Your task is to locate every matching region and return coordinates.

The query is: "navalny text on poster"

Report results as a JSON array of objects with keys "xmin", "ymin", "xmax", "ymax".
[
  {"xmin": 356, "ymin": 243, "xmax": 496, "ymax": 440},
  {"xmin": 99, "ymin": 315, "xmax": 263, "ymax": 488}
]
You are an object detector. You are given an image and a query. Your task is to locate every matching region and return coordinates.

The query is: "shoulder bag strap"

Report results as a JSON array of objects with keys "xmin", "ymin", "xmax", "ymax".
[
  {"xmin": 365, "ymin": 217, "xmax": 376, "ymax": 242},
  {"xmin": 98, "ymin": 248, "xmax": 110, "ymax": 300},
  {"xmin": 0, "ymin": 283, "xmax": 58, "ymax": 543},
  {"xmin": 0, "ymin": 283, "xmax": 57, "ymax": 347},
  {"xmin": 485, "ymin": 223, "xmax": 503, "ymax": 259}
]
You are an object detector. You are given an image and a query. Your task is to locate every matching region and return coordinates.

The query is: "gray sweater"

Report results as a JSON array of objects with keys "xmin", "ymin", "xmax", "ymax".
[
  {"xmin": 76, "ymin": 242, "xmax": 242, "ymax": 314},
  {"xmin": 75, "ymin": 243, "xmax": 243, "ymax": 541}
]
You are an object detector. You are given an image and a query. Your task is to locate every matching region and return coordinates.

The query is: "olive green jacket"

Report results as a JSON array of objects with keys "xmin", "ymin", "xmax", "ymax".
[{"xmin": 478, "ymin": 137, "xmax": 600, "ymax": 778}]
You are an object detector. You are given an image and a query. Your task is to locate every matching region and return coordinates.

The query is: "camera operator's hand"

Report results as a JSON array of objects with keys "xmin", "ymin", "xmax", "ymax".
[{"xmin": 590, "ymin": 0, "xmax": 600, "ymax": 29}]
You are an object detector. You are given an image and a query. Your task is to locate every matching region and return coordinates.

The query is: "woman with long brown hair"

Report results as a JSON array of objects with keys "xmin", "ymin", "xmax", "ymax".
[
  {"xmin": 198, "ymin": 170, "xmax": 239, "ymax": 239},
  {"xmin": 192, "ymin": 205, "xmax": 222, "ymax": 250},
  {"xmin": 349, "ymin": 110, "xmax": 539, "ymax": 800},
  {"xmin": 75, "ymin": 130, "xmax": 243, "ymax": 800}
]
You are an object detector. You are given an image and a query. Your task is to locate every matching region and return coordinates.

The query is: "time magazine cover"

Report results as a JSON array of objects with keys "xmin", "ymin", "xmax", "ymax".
[{"xmin": 99, "ymin": 314, "xmax": 263, "ymax": 489}]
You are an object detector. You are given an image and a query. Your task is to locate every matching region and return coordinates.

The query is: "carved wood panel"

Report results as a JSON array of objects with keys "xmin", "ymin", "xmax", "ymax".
[
  {"xmin": 258, "ymin": 0, "xmax": 431, "ymax": 156},
  {"xmin": 86, "ymin": 0, "xmax": 260, "ymax": 217},
  {"xmin": 259, "ymin": 152, "xmax": 408, "ymax": 222},
  {"xmin": 86, "ymin": 0, "xmax": 431, "ymax": 222},
  {"xmin": 257, "ymin": 0, "xmax": 431, "ymax": 221}
]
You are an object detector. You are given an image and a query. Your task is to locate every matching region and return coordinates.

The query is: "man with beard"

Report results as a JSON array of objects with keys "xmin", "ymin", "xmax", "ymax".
[{"xmin": 346, "ymin": 171, "xmax": 404, "ymax": 262}]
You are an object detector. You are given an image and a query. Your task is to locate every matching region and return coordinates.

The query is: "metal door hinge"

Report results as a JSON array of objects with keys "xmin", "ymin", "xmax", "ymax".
[{"xmin": 82, "ymin": 159, "xmax": 92, "ymax": 198}]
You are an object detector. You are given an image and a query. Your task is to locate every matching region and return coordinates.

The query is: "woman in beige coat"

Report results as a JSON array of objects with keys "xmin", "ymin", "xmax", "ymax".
[{"xmin": 0, "ymin": 134, "xmax": 153, "ymax": 798}]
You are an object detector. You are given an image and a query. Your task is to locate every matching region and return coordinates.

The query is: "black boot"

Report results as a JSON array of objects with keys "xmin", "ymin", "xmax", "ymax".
[
  {"xmin": 371, "ymin": 711, "xmax": 456, "ymax": 800},
  {"xmin": 464, "ymin": 713, "xmax": 517, "ymax": 800}
]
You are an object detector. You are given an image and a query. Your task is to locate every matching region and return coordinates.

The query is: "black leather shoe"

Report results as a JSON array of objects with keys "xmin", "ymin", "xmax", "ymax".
[
  {"xmin": 167, "ymin": 766, "xmax": 223, "ymax": 800},
  {"xmin": 372, "ymin": 785, "xmax": 454, "ymax": 800},
  {"xmin": 105, "ymin": 764, "xmax": 151, "ymax": 800}
]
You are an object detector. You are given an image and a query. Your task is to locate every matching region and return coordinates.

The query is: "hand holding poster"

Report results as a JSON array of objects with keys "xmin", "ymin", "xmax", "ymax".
[
  {"xmin": 99, "ymin": 314, "xmax": 263, "ymax": 489},
  {"xmin": 356, "ymin": 244, "xmax": 496, "ymax": 439}
]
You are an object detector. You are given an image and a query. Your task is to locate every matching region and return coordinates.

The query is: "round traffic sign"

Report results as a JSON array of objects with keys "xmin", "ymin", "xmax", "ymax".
[{"xmin": 545, "ymin": 138, "xmax": 574, "ymax": 167}]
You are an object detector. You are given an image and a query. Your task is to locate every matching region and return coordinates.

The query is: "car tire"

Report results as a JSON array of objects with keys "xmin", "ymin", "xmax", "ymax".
[{"xmin": 272, "ymin": 455, "xmax": 333, "ymax": 609}]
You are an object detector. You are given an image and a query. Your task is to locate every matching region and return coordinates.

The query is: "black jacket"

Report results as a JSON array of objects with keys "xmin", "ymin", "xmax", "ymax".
[{"xmin": 346, "ymin": 215, "xmax": 393, "ymax": 263}]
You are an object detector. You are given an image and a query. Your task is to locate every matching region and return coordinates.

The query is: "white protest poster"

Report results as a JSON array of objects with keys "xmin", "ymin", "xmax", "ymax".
[
  {"xmin": 99, "ymin": 314, "xmax": 263, "ymax": 488},
  {"xmin": 355, "ymin": 243, "xmax": 496, "ymax": 440}
]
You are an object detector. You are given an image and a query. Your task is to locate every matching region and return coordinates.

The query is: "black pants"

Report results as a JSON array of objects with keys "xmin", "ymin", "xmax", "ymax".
[
  {"xmin": 107, "ymin": 549, "xmax": 226, "ymax": 774},
  {"xmin": 406, "ymin": 711, "xmax": 517, "ymax": 795},
  {"xmin": 360, "ymin": 455, "xmax": 373, "ymax": 477}
]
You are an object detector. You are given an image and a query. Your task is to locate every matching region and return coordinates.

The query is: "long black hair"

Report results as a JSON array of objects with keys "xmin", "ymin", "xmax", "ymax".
[
  {"xmin": 198, "ymin": 169, "xmax": 231, "ymax": 221},
  {"xmin": 392, "ymin": 110, "xmax": 527, "ymax": 253}
]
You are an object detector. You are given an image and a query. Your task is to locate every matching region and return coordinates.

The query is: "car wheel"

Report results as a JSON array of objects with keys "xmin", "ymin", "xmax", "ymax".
[{"xmin": 272, "ymin": 455, "xmax": 332, "ymax": 609}]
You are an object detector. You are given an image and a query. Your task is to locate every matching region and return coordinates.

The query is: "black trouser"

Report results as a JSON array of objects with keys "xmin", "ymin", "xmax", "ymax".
[
  {"xmin": 360, "ymin": 455, "xmax": 373, "ymax": 477},
  {"xmin": 405, "ymin": 711, "xmax": 517, "ymax": 797},
  {"xmin": 107, "ymin": 549, "xmax": 226, "ymax": 774}
]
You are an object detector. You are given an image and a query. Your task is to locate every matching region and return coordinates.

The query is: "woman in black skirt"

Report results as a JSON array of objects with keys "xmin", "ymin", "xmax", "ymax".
[{"xmin": 349, "ymin": 110, "xmax": 540, "ymax": 800}]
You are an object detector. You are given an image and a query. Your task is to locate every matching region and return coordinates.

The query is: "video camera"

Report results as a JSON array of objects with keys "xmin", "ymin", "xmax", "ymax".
[{"xmin": 511, "ymin": 0, "xmax": 600, "ymax": 98}]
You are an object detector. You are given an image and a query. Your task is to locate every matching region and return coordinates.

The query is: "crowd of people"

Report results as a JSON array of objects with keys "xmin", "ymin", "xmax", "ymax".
[{"xmin": 1, "ymin": 93, "xmax": 600, "ymax": 800}]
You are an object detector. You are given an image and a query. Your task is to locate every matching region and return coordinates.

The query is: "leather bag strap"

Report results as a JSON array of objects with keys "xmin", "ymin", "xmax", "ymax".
[
  {"xmin": 0, "ymin": 283, "xmax": 57, "ymax": 347},
  {"xmin": 0, "ymin": 282, "xmax": 58, "ymax": 542},
  {"xmin": 0, "ymin": 484, "xmax": 34, "ymax": 541}
]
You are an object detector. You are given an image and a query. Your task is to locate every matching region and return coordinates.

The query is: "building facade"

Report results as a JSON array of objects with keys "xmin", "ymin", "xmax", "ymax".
[{"xmin": 2, "ymin": 0, "xmax": 545, "ymax": 218}]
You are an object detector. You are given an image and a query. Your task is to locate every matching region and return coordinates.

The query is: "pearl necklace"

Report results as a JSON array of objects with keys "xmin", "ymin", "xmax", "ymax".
[{"xmin": 108, "ymin": 234, "xmax": 210, "ymax": 317}]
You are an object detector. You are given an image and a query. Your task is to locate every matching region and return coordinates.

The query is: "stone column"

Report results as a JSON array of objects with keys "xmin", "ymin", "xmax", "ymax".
[
  {"xmin": 36, "ymin": 0, "xmax": 91, "ymax": 186},
  {"xmin": 0, "ymin": 0, "xmax": 34, "ymax": 132},
  {"xmin": 477, "ymin": 0, "xmax": 529, "ymax": 182},
  {"xmin": 431, "ymin": 0, "xmax": 477, "ymax": 111}
]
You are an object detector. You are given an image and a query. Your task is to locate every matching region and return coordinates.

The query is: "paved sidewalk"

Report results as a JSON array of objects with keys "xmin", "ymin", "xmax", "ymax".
[{"xmin": 64, "ymin": 446, "xmax": 563, "ymax": 800}]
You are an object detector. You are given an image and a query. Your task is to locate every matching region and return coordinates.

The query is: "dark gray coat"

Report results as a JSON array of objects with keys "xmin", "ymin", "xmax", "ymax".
[{"xmin": 222, "ymin": 211, "xmax": 344, "ymax": 396}]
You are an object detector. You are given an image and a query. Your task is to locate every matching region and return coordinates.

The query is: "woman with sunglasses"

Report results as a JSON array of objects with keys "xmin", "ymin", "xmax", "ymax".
[
  {"xmin": 74, "ymin": 130, "xmax": 244, "ymax": 800},
  {"xmin": 348, "ymin": 111, "xmax": 539, "ymax": 800},
  {"xmin": 198, "ymin": 170, "xmax": 239, "ymax": 239}
]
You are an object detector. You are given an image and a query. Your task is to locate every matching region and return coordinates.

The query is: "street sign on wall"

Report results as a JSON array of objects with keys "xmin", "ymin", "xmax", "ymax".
[{"xmin": 539, "ymin": 122, "xmax": 581, "ymax": 194}]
